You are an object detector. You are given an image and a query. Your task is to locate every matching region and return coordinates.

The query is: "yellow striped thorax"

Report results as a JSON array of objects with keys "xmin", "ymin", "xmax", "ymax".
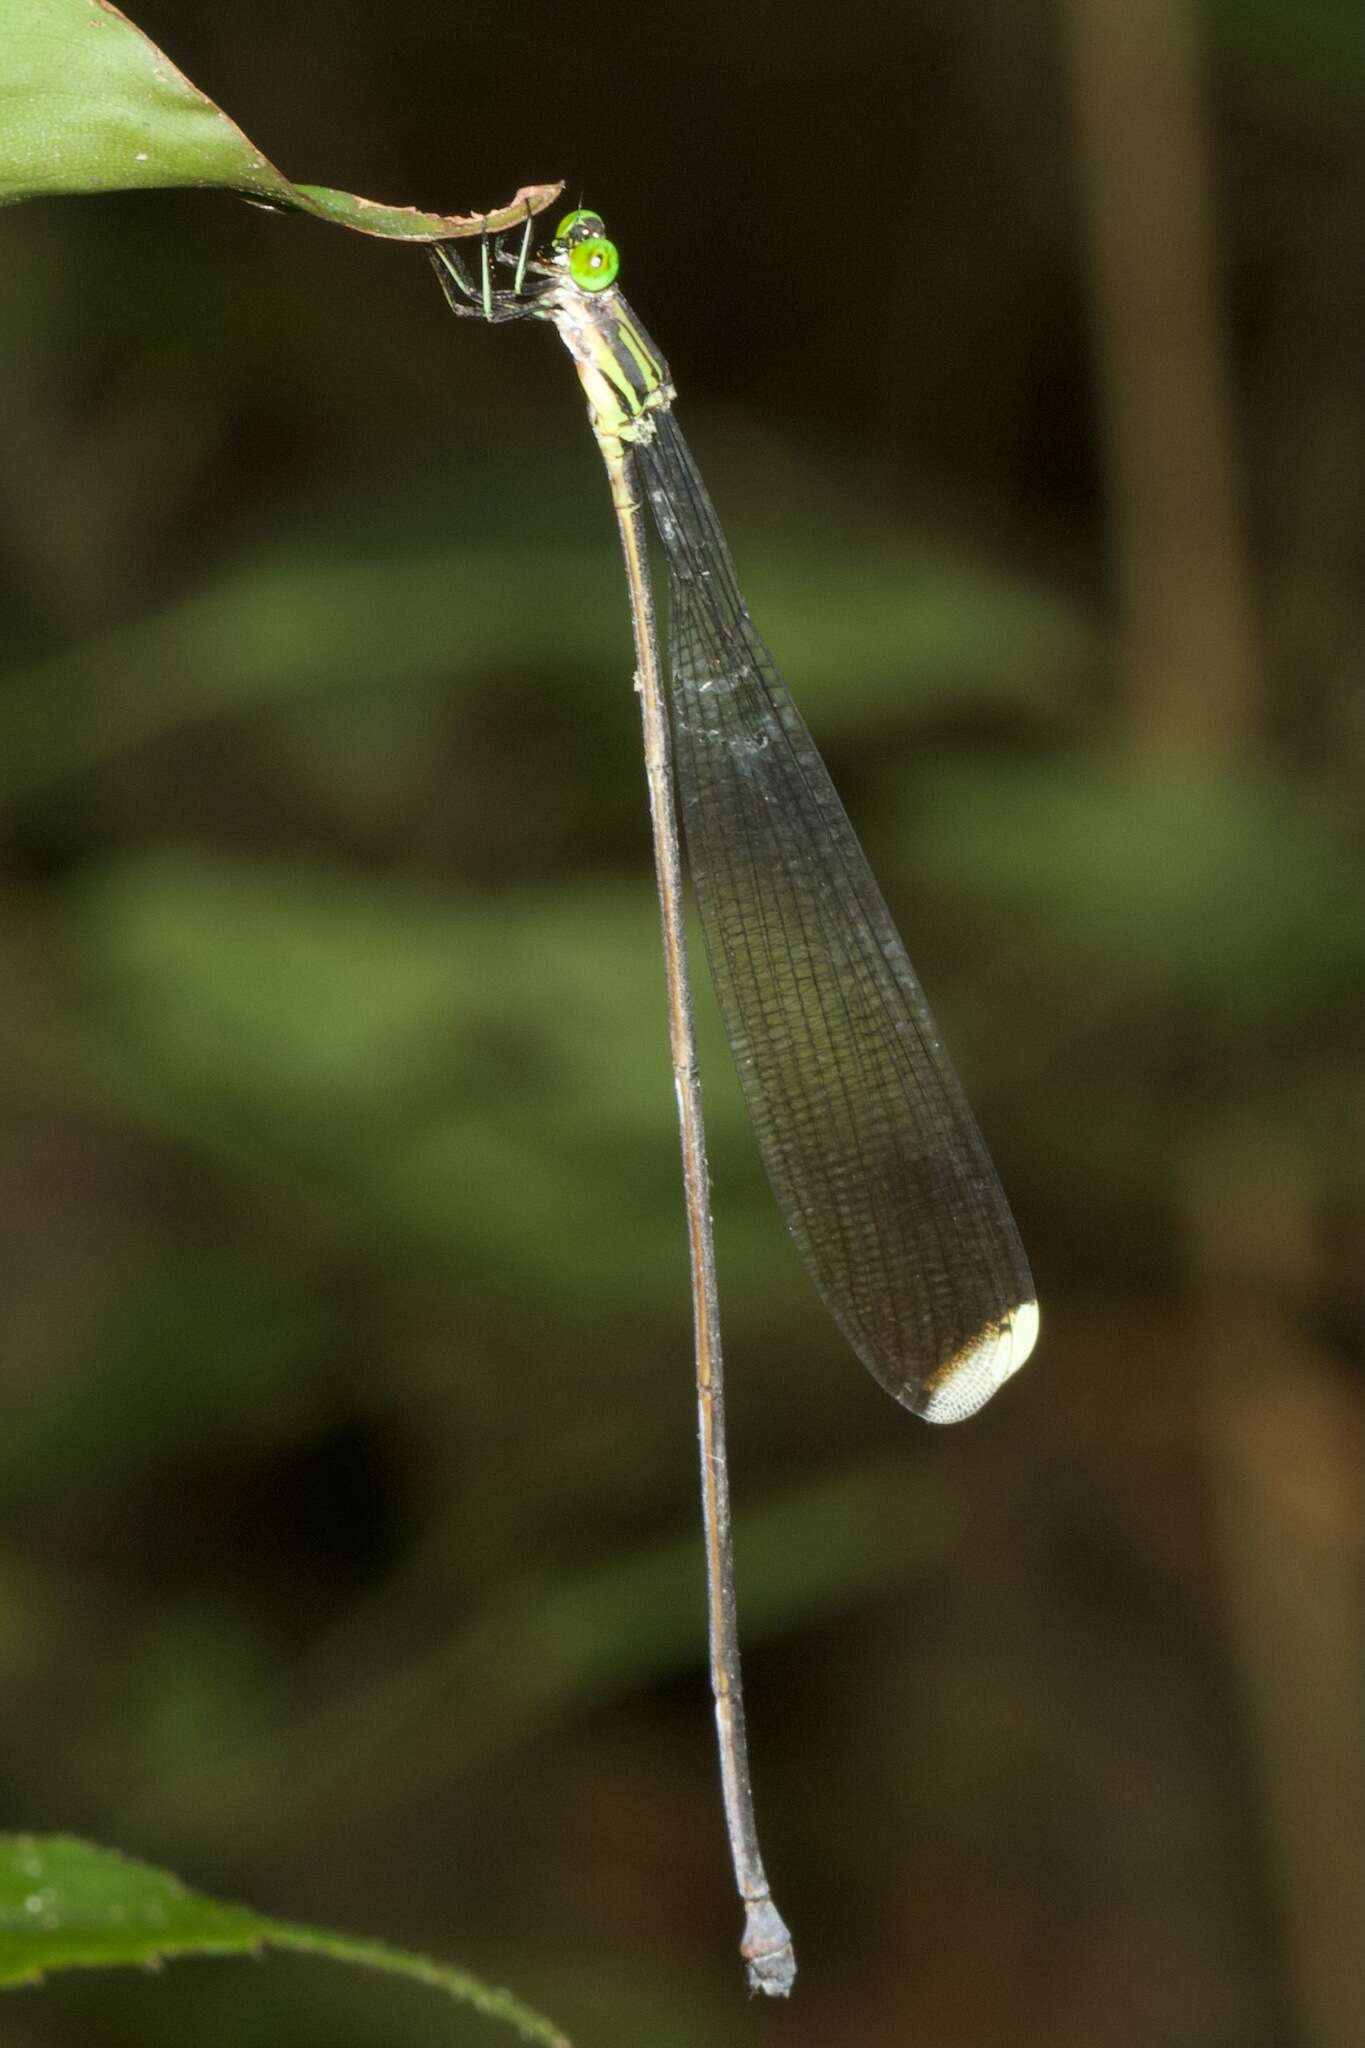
[{"xmin": 539, "ymin": 212, "xmax": 675, "ymax": 448}]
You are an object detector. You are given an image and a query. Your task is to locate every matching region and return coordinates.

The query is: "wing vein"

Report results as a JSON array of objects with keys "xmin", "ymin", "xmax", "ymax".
[{"xmin": 633, "ymin": 413, "xmax": 1034, "ymax": 1415}]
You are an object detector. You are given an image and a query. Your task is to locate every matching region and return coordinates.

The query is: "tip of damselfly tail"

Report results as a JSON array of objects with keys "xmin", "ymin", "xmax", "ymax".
[{"xmin": 741, "ymin": 1899, "xmax": 797, "ymax": 1997}]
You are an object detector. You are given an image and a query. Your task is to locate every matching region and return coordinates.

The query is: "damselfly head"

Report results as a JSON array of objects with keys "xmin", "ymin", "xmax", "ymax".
[{"xmin": 552, "ymin": 208, "xmax": 620, "ymax": 293}]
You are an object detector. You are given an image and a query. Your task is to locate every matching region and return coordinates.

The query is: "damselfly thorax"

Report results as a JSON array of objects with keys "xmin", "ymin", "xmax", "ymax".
[{"xmin": 542, "ymin": 280, "xmax": 675, "ymax": 448}]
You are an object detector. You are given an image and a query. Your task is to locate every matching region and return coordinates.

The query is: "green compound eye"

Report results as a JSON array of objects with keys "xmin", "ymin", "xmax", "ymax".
[
  {"xmin": 555, "ymin": 208, "xmax": 605, "ymax": 242},
  {"xmin": 567, "ymin": 235, "xmax": 619, "ymax": 292}
]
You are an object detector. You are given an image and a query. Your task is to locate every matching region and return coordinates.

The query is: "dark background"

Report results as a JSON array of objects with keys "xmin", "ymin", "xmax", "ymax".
[{"xmin": 2, "ymin": 3, "xmax": 1361, "ymax": 2044}]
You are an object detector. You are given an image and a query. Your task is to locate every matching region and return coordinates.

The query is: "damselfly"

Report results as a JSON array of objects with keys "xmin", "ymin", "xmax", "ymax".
[{"xmin": 430, "ymin": 209, "xmax": 1038, "ymax": 1995}]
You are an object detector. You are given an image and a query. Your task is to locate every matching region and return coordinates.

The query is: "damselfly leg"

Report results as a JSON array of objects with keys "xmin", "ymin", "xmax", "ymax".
[
  {"xmin": 428, "ymin": 206, "xmax": 537, "ymax": 324},
  {"xmin": 502, "ymin": 205, "xmax": 535, "ymax": 294}
]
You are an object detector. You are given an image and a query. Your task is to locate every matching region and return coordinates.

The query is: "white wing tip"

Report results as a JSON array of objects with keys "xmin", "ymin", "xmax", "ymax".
[{"xmin": 920, "ymin": 1298, "xmax": 1039, "ymax": 1424}]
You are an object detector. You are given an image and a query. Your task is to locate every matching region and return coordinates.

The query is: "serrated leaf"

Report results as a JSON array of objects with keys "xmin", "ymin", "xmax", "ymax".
[
  {"xmin": 0, "ymin": 0, "xmax": 560, "ymax": 239},
  {"xmin": 0, "ymin": 1833, "xmax": 259, "ymax": 1983},
  {"xmin": 0, "ymin": 1835, "xmax": 569, "ymax": 2045}
]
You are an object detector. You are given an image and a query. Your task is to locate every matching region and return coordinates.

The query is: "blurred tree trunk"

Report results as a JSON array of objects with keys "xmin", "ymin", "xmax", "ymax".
[
  {"xmin": 1062, "ymin": 7, "xmax": 1362, "ymax": 2047},
  {"xmin": 1063, "ymin": 0, "xmax": 1256, "ymax": 760}
]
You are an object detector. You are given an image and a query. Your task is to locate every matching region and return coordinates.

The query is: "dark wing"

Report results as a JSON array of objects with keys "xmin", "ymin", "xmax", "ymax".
[{"xmin": 633, "ymin": 411, "xmax": 1036, "ymax": 1420}]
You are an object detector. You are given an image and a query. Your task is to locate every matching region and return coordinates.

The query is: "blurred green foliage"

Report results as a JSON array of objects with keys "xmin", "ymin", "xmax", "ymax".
[{"xmin": 1, "ymin": 3, "xmax": 1361, "ymax": 2046}]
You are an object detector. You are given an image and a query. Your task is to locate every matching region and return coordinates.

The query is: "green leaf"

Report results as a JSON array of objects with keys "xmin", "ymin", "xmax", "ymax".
[
  {"xmin": 0, "ymin": 0, "xmax": 560, "ymax": 238},
  {"xmin": 0, "ymin": 1834, "xmax": 570, "ymax": 2046}
]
